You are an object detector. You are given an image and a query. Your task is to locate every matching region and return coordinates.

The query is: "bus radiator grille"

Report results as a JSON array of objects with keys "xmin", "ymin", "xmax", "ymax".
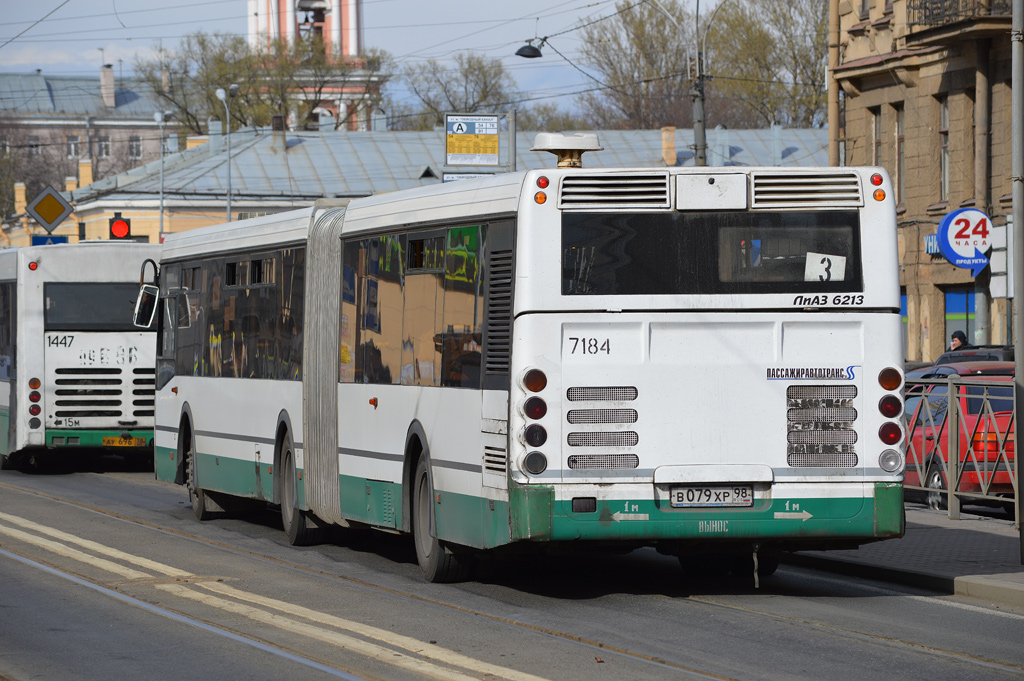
[
  {"xmin": 567, "ymin": 454, "xmax": 640, "ymax": 469},
  {"xmin": 567, "ymin": 432, "xmax": 639, "ymax": 447},
  {"xmin": 786, "ymin": 385, "xmax": 858, "ymax": 467}
]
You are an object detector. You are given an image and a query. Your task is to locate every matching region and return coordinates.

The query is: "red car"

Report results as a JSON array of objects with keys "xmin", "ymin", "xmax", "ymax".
[{"xmin": 903, "ymin": 361, "xmax": 1016, "ymax": 514}]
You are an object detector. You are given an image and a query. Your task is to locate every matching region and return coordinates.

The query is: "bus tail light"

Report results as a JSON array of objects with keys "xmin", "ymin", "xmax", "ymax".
[
  {"xmin": 878, "ymin": 368, "xmax": 901, "ymax": 391},
  {"xmin": 523, "ymin": 452, "xmax": 547, "ymax": 475},
  {"xmin": 878, "ymin": 449, "xmax": 903, "ymax": 473},
  {"xmin": 873, "ymin": 189, "xmax": 886, "ymax": 201},
  {"xmin": 28, "ymin": 418, "xmax": 40, "ymax": 429},
  {"xmin": 878, "ymin": 395, "xmax": 901, "ymax": 418},
  {"xmin": 536, "ymin": 176, "xmax": 549, "ymax": 189},
  {"xmin": 29, "ymin": 405, "xmax": 40, "ymax": 416},
  {"xmin": 29, "ymin": 391, "xmax": 41, "ymax": 403},
  {"xmin": 29, "ymin": 378, "xmax": 40, "ymax": 389},
  {"xmin": 524, "ymin": 424, "xmax": 547, "ymax": 447},
  {"xmin": 870, "ymin": 173, "xmax": 884, "ymax": 186},
  {"xmin": 523, "ymin": 369, "xmax": 547, "ymax": 392},
  {"xmin": 878, "ymin": 422, "xmax": 902, "ymax": 445},
  {"xmin": 524, "ymin": 397, "xmax": 547, "ymax": 419}
]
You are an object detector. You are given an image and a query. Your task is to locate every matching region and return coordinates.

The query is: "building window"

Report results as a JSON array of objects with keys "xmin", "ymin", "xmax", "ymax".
[
  {"xmin": 884, "ymin": 0, "xmax": 893, "ymax": 13},
  {"xmin": 939, "ymin": 96, "xmax": 949, "ymax": 202},
  {"xmin": 128, "ymin": 135, "xmax": 142, "ymax": 160},
  {"xmin": 27, "ymin": 136, "xmax": 40, "ymax": 157},
  {"xmin": 97, "ymin": 136, "xmax": 111, "ymax": 159},
  {"xmin": 945, "ymin": 288, "xmax": 974, "ymax": 348},
  {"xmin": 895, "ymin": 104, "xmax": 905, "ymax": 204},
  {"xmin": 870, "ymin": 107, "xmax": 881, "ymax": 166},
  {"xmin": 859, "ymin": 0, "xmax": 870, "ymax": 20},
  {"xmin": 66, "ymin": 136, "xmax": 80, "ymax": 158}
]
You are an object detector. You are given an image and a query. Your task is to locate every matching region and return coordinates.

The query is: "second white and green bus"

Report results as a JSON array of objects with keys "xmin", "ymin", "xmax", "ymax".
[
  {"xmin": 147, "ymin": 134, "xmax": 906, "ymax": 581},
  {"xmin": 0, "ymin": 241, "xmax": 161, "ymax": 469}
]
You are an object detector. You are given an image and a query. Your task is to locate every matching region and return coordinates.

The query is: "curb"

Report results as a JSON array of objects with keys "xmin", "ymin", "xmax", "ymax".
[
  {"xmin": 955, "ymin": 575, "xmax": 1024, "ymax": 610},
  {"xmin": 780, "ymin": 552, "xmax": 954, "ymax": 593}
]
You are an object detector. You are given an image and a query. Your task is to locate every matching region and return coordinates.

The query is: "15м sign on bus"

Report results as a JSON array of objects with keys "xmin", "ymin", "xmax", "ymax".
[{"xmin": 938, "ymin": 207, "xmax": 992, "ymax": 277}]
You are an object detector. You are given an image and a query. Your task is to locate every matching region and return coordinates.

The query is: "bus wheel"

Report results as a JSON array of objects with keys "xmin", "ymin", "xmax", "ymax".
[
  {"xmin": 185, "ymin": 431, "xmax": 214, "ymax": 521},
  {"xmin": 412, "ymin": 457, "xmax": 470, "ymax": 583},
  {"xmin": 281, "ymin": 435, "xmax": 315, "ymax": 546},
  {"xmin": 0, "ymin": 453, "xmax": 13, "ymax": 470}
]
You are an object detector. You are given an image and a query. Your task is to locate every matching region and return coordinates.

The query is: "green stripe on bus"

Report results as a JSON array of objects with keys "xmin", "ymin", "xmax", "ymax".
[
  {"xmin": 185, "ymin": 448, "xmax": 275, "ymax": 501},
  {"xmin": 0, "ymin": 408, "xmax": 9, "ymax": 457}
]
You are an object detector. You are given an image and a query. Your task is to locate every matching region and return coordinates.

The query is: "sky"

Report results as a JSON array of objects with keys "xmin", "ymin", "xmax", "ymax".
[{"xmin": 0, "ymin": 0, "xmax": 680, "ymax": 112}]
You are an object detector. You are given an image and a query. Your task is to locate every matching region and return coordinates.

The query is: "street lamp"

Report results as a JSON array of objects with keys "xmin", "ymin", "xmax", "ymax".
[
  {"xmin": 215, "ymin": 83, "xmax": 239, "ymax": 222},
  {"xmin": 153, "ymin": 110, "xmax": 173, "ymax": 241}
]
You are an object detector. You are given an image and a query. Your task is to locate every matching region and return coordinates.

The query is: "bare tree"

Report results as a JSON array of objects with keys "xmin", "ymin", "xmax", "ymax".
[
  {"xmin": 398, "ymin": 52, "xmax": 520, "ymax": 131},
  {"xmin": 134, "ymin": 32, "xmax": 390, "ymax": 134},
  {"xmin": 575, "ymin": 0, "xmax": 695, "ymax": 130},
  {"xmin": 706, "ymin": 0, "xmax": 828, "ymax": 128}
]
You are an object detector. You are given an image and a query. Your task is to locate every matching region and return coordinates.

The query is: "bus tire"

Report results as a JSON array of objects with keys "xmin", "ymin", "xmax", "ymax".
[
  {"xmin": 184, "ymin": 427, "xmax": 214, "ymax": 522},
  {"xmin": 412, "ymin": 457, "xmax": 470, "ymax": 583},
  {"xmin": 0, "ymin": 453, "xmax": 13, "ymax": 470},
  {"xmin": 281, "ymin": 434, "xmax": 315, "ymax": 546}
]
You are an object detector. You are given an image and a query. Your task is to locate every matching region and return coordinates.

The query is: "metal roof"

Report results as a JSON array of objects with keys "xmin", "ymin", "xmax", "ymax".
[
  {"xmin": 0, "ymin": 72, "xmax": 162, "ymax": 118},
  {"xmin": 68, "ymin": 126, "xmax": 829, "ymax": 209}
]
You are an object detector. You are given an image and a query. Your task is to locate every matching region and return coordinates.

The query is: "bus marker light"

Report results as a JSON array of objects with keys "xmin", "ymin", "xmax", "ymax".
[
  {"xmin": 537, "ymin": 176, "xmax": 549, "ymax": 189},
  {"xmin": 878, "ymin": 367, "xmax": 901, "ymax": 391},
  {"xmin": 878, "ymin": 395, "xmax": 902, "ymax": 418},
  {"xmin": 29, "ymin": 391, "xmax": 40, "ymax": 403},
  {"xmin": 369, "ymin": 397, "xmax": 378, "ymax": 408},
  {"xmin": 873, "ymin": 188, "xmax": 886, "ymax": 201},
  {"xmin": 870, "ymin": 173, "xmax": 884, "ymax": 186},
  {"xmin": 878, "ymin": 422, "xmax": 901, "ymax": 445},
  {"xmin": 879, "ymin": 449, "xmax": 903, "ymax": 473},
  {"xmin": 29, "ymin": 378, "xmax": 40, "ymax": 389},
  {"xmin": 524, "ymin": 424, "xmax": 547, "ymax": 447},
  {"xmin": 523, "ymin": 369, "xmax": 547, "ymax": 392},
  {"xmin": 28, "ymin": 262, "xmax": 38, "ymax": 271},
  {"xmin": 534, "ymin": 192, "xmax": 547, "ymax": 204},
  {"xmin": 172, "ymin": 387, "xmax": 178, "ymax": 394},
  {"xmin": 29, "ymin": 405, "xmax": 40, "ymax": 416},
  {"xmin": 523, "ymin": 451, "xmax": 547, "ymax": 475},
  {"xmin": 524, "ymin": 397, "xmax": 547, "ymax": 419}
]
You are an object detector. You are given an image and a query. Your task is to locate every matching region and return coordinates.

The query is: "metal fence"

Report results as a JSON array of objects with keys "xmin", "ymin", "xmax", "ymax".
[
  {"xmin": 907, "ymin": 0, "xmax": 1012, "ymax": 27},
  {"xmin": 904, "ymin": 376, "xmax": 1019, "ymax": 523}
]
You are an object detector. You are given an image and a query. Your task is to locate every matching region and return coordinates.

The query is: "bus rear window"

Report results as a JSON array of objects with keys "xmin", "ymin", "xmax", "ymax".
[
  {"xmin": 562, "ymin": 211, "xmax": 862, "ymax": 295},
  {"xmin": 44, "ymin": 283, "xmax": 148, "ymax": 331}
]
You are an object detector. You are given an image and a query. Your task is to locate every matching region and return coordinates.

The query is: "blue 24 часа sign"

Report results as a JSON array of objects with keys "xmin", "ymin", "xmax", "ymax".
[{"xmin": 937, "ymin": 208, "xmax": 992, "ymax": 277}]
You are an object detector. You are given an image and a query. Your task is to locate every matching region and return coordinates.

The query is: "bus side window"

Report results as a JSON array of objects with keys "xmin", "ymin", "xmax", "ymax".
[{"xmin": 440, "ymin": 225, "xmax": 483, "ymax": 388}]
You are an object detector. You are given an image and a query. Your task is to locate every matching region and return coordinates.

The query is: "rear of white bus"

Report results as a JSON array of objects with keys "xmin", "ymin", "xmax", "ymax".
[
  {"xmin": 12, "ymin": 245, "xmax": 158, "ymax": 459},
  {"xmin": 505, "ymin": 167, "xmax": 905, "ymax": 559}
]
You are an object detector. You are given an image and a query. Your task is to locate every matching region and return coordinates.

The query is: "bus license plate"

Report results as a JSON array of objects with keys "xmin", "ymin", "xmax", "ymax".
[
  {"xmin": 102, "ymin": 436, "xmax": 147, "ymax": 447},
  {"xmin": 670, "ymin": 485, "xmax": 753, "ymax": 508}
]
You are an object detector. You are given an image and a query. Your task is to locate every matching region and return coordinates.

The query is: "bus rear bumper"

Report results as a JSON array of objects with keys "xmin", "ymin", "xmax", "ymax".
[
  {"xmin": 45, "ymin": 429, "xmax": 154, "ymax": 450},
  {"xmin": 511, "ymin": 481, "xmax": 905, "ymax": 548}
]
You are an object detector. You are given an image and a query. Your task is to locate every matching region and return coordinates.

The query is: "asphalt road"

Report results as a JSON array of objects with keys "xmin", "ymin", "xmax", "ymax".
[{"xmin": 1, "ymin": 454, "xmax": 1023, "ymax": 681}]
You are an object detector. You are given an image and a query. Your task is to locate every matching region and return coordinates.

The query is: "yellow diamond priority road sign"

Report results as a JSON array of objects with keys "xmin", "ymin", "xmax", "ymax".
[{"xmin": 25, "ymin": 186, "xmax": 74, "ymax": 234}]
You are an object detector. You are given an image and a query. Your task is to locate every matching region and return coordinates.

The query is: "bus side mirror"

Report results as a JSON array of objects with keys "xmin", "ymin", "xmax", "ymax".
[{"xmin": 134, "ymin": 284, "xmax": 159, "ymax": 328}]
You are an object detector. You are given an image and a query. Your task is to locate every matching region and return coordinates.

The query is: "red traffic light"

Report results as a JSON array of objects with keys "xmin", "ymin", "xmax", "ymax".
[{"xmin": 109, "ymin": 213, "xmax": 131, "ymax": 240}]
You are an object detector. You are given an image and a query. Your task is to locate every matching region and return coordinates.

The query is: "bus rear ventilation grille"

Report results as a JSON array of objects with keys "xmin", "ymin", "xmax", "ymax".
[
  {"xmin": 786, "ymin": 446, "xmax": 858, "ymax": 467},
  {"xmin": 567, "ymin": 431, "xmax": 639, "ymax": 447},
  {"xmin": 568, "ymin": 454, "xmax": 640, "ymax": 469},
  {"xmin": 483, "ymin": 445, "xmax": 507, "ymax": 473},
  {"xmin": 567, "ymin": 408, "xmax": 638, "ymax": 424},
  {"xmin": 751, "ymin": 172, "xmax": 862, "ymax": 207},
  {"xmin": 567, "ymin": 386, "xmax": 638, "ymax": 402},
  {"xmin": 559, "ymin": 174, "xmax": 670, "ymax": 209}
]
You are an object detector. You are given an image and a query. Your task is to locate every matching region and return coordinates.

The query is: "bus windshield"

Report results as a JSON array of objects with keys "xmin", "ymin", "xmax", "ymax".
[
  {"xmin": 44, "ymin": 282, "xmax": 149, "ymax": 331},
  {"xmin": 561, "ymin": 210, "xmax": 862, "ymax": 296}
]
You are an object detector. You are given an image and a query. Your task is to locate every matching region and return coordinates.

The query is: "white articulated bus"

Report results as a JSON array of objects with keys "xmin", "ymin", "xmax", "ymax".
[
  {"xmin": 0, "ymin": 242, "xmax": 161, "ymax": 469},
  {"xmin": 148, "ymin": 134, "xmax": 905, "ymax": 581}
]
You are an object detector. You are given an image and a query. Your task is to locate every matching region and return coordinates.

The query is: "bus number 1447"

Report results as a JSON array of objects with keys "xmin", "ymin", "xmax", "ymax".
[{"xmin": 569, "ymin": 337, "xmax": 610, "ymax": 355}]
